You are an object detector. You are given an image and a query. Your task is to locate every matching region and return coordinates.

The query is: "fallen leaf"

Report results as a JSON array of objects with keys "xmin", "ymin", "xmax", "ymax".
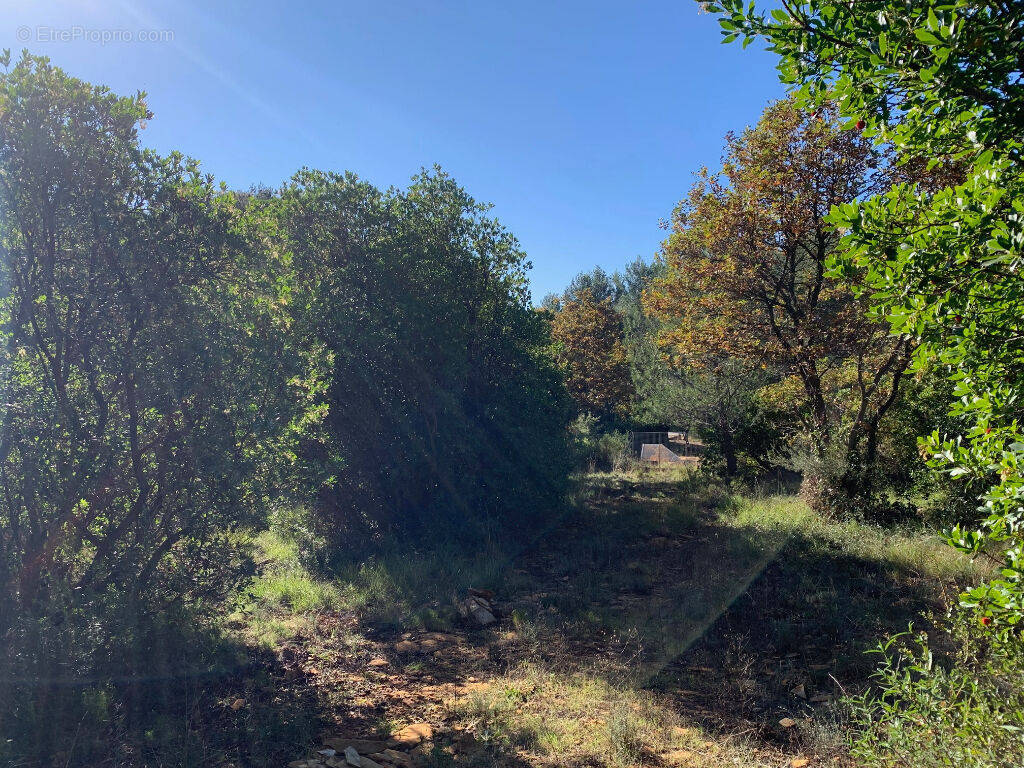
[
  {"xmin": 779, "ymin": 717, "xmax": 797, "ymax": 728},
  {"xmin": 230, "ymin": 698, "xmax": 245, "ymax": 711},
  {"xmin": 792, "ymin": 683, "xmax": 806, "ymax": 699},
  {"xmin": 791, "ymin": 758, "xmax": 810, "ymax": 768}
]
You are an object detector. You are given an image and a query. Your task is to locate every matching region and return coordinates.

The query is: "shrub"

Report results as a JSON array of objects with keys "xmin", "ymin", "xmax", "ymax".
[
  {"xmin": 268, "ymin": 169, "xmax": 574, "ymax": 546},
  {"xmin": 848, "ymin": 614, "xmax": 1024, "ymax": 768},
  {"xmin": 570, "ymin": 414, "xmax": 630, "ymax": 471}
]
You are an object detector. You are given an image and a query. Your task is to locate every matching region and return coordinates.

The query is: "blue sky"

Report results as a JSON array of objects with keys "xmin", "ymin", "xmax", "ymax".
[{"xmin": 1, "ymin": 0, "xmax": 784, "ymax": 300}]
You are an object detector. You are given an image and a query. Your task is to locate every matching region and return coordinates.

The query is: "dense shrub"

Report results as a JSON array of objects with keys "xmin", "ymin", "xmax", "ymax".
[
  {"xmin": 0, "ymin": 55, "xmax": 319, "ymax": 759},
  {"xmin": 263, "ymin": 169, "xmax": 574, "ymax": 545},
  {"xmin": 848, "ymin": 614, "xmax": 1024, "ymax": 768},
  {"xmin": 569, "ymin": 414, "xmax": 630, "ymax": 472}
]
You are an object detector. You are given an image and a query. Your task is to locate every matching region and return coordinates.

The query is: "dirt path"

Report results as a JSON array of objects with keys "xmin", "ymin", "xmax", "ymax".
[{"xmin": 275, "ymin": 475, "xmax": 971, "ymax": 768}]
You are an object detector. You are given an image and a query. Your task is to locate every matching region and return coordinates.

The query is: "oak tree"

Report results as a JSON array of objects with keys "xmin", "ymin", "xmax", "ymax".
[
  {"xmin": 646, "ymin": 99, "xmax": 913, "ymax": 507},
  {"xmin": 550, "ymin": 288, "xmax": 634, "ymax": 420}
]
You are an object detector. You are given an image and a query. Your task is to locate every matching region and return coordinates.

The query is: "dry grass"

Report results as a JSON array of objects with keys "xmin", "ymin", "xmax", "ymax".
[{"xmin": 453, "ymin": 662, "xmax": 775, "ymax": 767}]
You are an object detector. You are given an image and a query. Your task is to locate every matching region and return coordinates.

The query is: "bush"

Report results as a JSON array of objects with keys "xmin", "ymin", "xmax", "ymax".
[
  {"xmin": 269, "ymin": 169, "xmax": 575, "ymax": 546},
  {"xmin": 569, "ymin": 414, "xmax": 630, "ymax": 472},
  {"xmin": 0, "ymin": 54, "xmax": 315, "ymax": 763},
  {"xmin": 848, "ymin": 614, "xmax": 1024, "ymax": 768}
]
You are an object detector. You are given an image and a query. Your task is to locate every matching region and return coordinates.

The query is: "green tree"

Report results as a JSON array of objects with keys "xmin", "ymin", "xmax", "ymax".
[
  {"xmin": 0, "ymin": 52, "xmax": 314, "ymax": 746},
  {"xmin": 704, "ymin": 0, "xmax": 1024, "ymax": 621},
  {"xmin": 269, "ymin": 168, "xmax": 572, "ymax": 542}
]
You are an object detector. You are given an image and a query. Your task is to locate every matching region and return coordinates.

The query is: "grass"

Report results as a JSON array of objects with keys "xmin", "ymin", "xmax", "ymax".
[
  {"xmin": 432, "ymin": 468, "xmax": 987, "ymax": 767},
  {"xmin": 453, "ymin": 663, "xmax": 771, "ymax": 767},
  {"xmin": 207, "ymin": 469, "xmax": 989, "ymax": 768}
]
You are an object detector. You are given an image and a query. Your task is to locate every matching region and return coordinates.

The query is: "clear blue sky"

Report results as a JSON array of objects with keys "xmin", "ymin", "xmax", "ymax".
[{"xmin": 1, "ymin": 0, "xmax": 784, "ymax": 300}]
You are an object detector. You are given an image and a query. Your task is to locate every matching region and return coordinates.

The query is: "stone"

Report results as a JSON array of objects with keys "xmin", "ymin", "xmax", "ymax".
[
  {"xmin": 389, "ymin": 722, "xmax": 433, "ymax": 747},
  {"xmin": 372, "ymin": 749, "xmax": 412, "ymax": 766},
  {"xmin": 457, "ymin": 596, "xmax": 496, "ymax": 626},
  {"xmin": 421, "ymin": 632, "xmax": 459, "ymax": 643},
  {"xmin": 468, "ymin": 587, "xmax": 495, "ymax": 600},
  {"xmin": 324, "ymin": 738, "xmax": 390, "ymax": 754},
  {"xmin": 394, "ymin": 640, "xmax": 419, "ymax": 653},
  {"xmin": 344, "ymin": 746, "xmax": 362, "ymax": 766},
  {"xmin": 358, "ymin": 758, "xmax": 386, "ymax": 768}
]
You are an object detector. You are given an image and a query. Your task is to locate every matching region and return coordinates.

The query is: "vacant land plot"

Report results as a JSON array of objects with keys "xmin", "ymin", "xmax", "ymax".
[{"xmin": 99, "ymin": 470, "xmax": 982, "ymax": 768}]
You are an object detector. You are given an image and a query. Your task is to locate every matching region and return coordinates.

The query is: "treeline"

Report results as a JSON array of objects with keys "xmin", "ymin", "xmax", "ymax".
[
  {"xmin": 546, "ymin": 99, "xmax": 971, "ymax": 522},
  {"xmin": 0, "ymin": 52, "xmax": 572, "ymax": 753}
]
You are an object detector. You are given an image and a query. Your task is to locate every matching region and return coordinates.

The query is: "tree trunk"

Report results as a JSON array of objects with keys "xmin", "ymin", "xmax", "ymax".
[{"xmin": 720, "ymin": 423, "xmax": 738, "ymax": 476}]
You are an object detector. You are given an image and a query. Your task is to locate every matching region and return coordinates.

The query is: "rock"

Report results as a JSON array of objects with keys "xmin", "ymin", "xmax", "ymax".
[
  {"xmin": 457, "ymin": 596, "xmax": 496, "ymax": 626},
  {"xmin": 372, "ymin": 748, "xmax": 413, "ymax": 766},
  {"xmin": 421, "ymin": 632, "xmax": 459, "ymax": 643},
  {"xmin": 394, "ymin": 640, "xmax": 419, "ymax": 653},
  {"xmin": 468, "ymin": 587, "xmax": 495, "ymax": 600},
  {"xmin": 324, "ymin": 738, "xmax": 390, "ymax": 754},
  {"xmin": 389, "ymin": 722, "xmax": 433, "ymax": 747},
  {"xmin": 368, "ymin": 657, "xmax": 388, "ymax": 667},
  {"xmin": 791, "ymin": 683, "xmax": 807, "ymax": 699},
  {"xmin": 358, "ymin": 757, "xmax": 386, "ymax": 768},
  {"xmin": 318, "ymin": 749, "xmax": 337, "ymax": 757},
  {"xmin": 326, "ymin": 759, "xmax": 346, "ymax": 768},
  {"xmin": 344, "ymin": 746, "xmax": 362, "ymax": 766}
]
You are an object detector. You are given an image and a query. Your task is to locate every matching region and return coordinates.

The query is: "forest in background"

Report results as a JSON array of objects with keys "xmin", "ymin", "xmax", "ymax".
[{"xmin": 1, "ymin": 1, "xmax": 1023, "ymax": 764}]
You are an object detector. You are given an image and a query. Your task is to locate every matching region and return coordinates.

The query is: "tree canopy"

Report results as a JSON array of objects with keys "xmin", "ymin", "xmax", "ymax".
[
  {"xmin": 646, "ymin": 98, "xmax": 913, "ymax": 507},
  {"xmin": 704, "ymin": 0, "xmax": 1024, "ymax": 620}
]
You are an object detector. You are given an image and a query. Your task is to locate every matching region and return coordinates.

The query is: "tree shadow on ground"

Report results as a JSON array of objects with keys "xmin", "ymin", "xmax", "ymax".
[
  {"xmin": 493, "ymin": 472, "xmax": 981, "ymax": 755},
  {"xmin": 2, "ymin": 618, "xmax": 331, "ymax": 768}
]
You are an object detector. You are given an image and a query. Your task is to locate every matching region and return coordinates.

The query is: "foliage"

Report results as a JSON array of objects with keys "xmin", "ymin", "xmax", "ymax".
[
  {"xmin": 847, "ymin": 614, "xmax": 1024, "ymax": 768},
  {"xmin": 266, "ymin": 168, "xmax": 573, "ymax": 543},
  {"xmin": 551, "ymin": 259, "xmax": 690, "ymax": 428},
  {"xmin": 678, "ymin": 359, "xmax": 781, "ymax": 476},
  {"xmin": 0, "ymin": 52, "xmax": 307, "ymax": 637},
  {"xmin": 646, "ymin": 98, "xmax": 914, "ymax": 510},
  {"xmin": 0, "ymin": 52, "xmax": 320, "ymax": 762},
  {"xmin": 550, "ymin": 287, "xmax": 634, "ymax": 421},
  {"xmin": 569, "ymin": 413, "xmax": 630, "ymax": 472},
  {"xmin": 703, "ymin": 0, "xmax": 1024, "ymax": 621}
]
